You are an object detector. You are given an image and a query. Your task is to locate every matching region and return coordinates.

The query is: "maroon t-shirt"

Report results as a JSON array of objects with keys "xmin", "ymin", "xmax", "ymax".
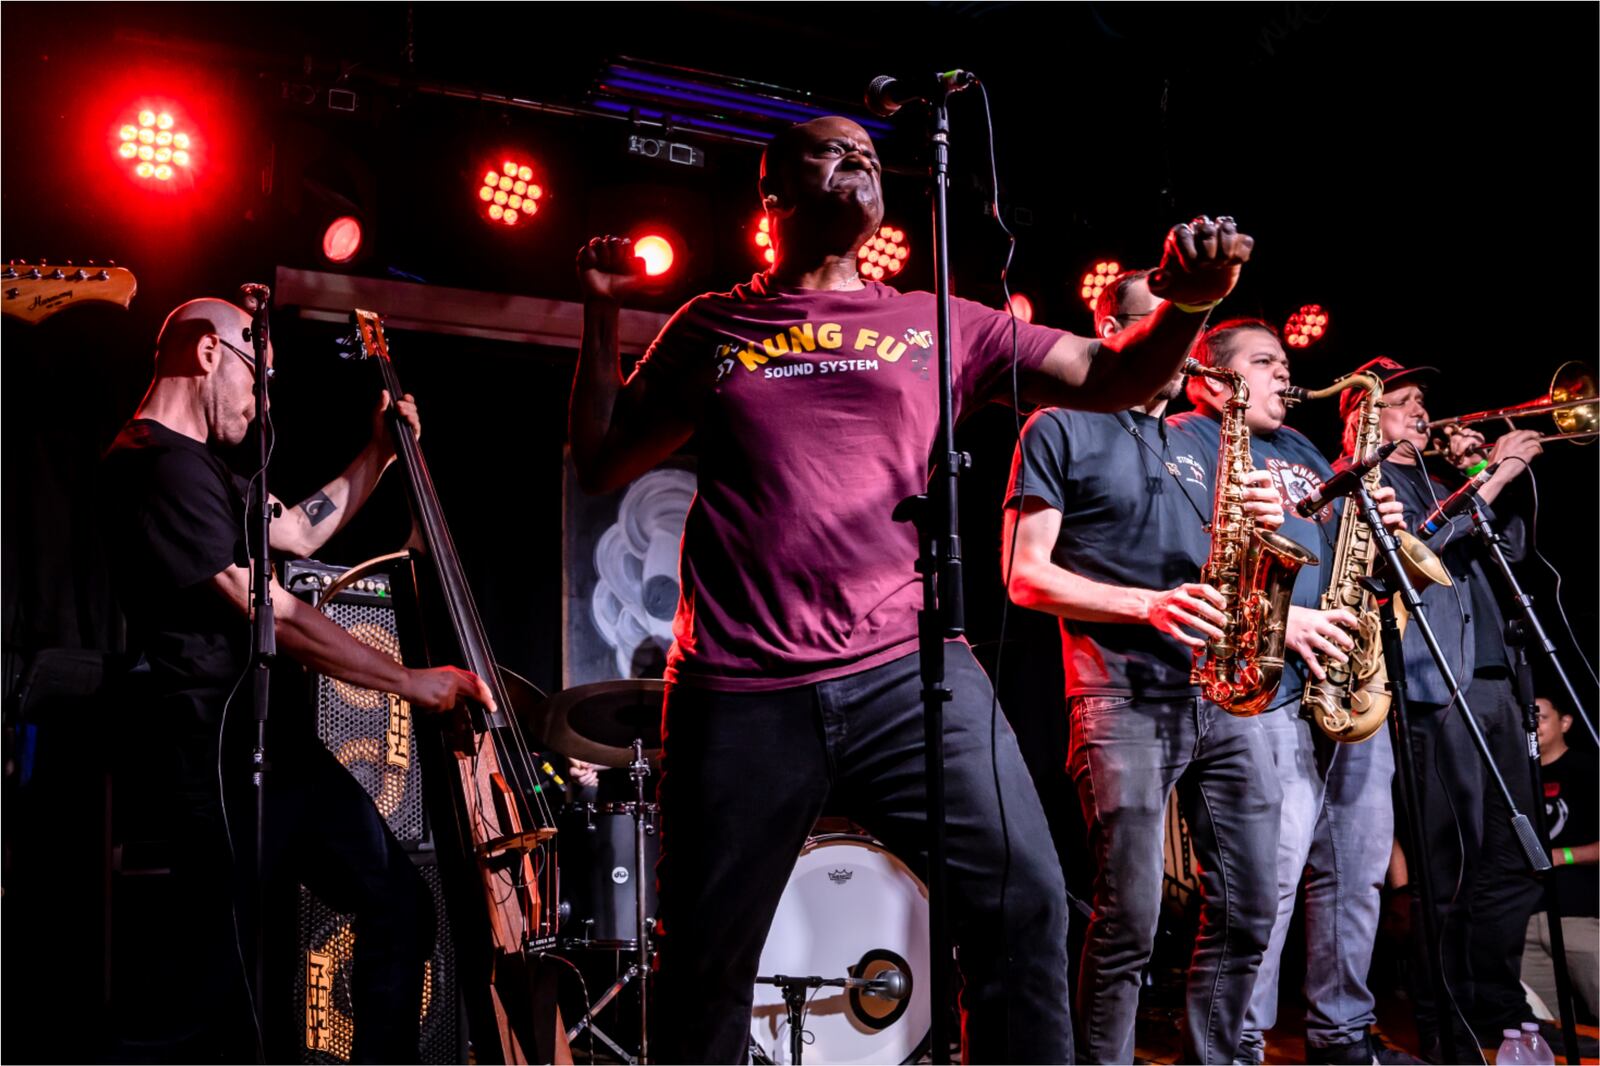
[{"xmin": 634, "ymin": 274, "xmax": 1061, "ymax": 690}]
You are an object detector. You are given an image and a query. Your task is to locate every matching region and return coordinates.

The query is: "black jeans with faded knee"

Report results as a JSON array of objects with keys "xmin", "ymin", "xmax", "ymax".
[{"xmin": 652, "ymin": 645, "xmax": 1073, "ymax": 1064}]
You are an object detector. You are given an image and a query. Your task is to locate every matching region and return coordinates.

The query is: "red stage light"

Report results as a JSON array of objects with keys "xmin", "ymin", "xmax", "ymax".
[
  {"xmin": 118, "ymin": 104, "xmax": 196, "ymax": 183},
  {"xmin": 1283, "ymin": 304, "xmax": 1330, "ymax": 349},
  {"xmin": 856, "ymin": 225, "xmax": 908, "ymax": 282},
  {"xmin": 1080, "ymin": 260, "xmax": 1122, "ymax": 310},
  {"xmin": 322, "ymin": 216, "xmax": 363, "ymax": 263},
  {"xmin": 634, "ymin": 235, "xmax": 674, "ymax": 277},
  {"xmin": 754, "ymin": 215, "xmax": 776, "ymax": 265},
  {"xmin": 479, "ymin": 157, "xmax": 543, "ymax": 226},
  {"xmin": 1008, "ymin": 293, "xmax": 1035, "ymax": 323}
]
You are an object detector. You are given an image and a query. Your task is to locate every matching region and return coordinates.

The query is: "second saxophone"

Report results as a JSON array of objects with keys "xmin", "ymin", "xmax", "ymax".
[{"xmin": 1281, "ymin": 371, "xmax": 1451, "ymax": 742}]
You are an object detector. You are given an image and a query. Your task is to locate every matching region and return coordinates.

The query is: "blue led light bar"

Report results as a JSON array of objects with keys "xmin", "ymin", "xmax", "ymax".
[{"xmin": 592, "ymin": 60, "xmax": 893, "ymax": 141}]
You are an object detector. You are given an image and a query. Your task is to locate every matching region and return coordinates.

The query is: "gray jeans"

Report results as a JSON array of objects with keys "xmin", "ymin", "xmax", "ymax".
[
  {"xmin": 1239, "ymin": 707, "xmax": 1396, "ymax": 1061},
  {"xmin": 1069, "ymin": 694, "xmax": 1282, "ymax": 1064}
]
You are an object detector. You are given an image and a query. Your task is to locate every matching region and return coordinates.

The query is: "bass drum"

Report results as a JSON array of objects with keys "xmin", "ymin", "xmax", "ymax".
[{"xmin": 750, "ymin": 834, "xmax": 930, "ymax": 1065}]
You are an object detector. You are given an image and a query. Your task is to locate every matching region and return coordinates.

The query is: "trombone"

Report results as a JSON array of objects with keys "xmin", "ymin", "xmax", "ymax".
[{"xmin": 1420, "ymin": 361, "xmax": 1597, "ymax": 454}]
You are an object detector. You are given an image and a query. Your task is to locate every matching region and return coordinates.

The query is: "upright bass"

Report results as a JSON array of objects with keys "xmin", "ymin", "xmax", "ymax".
[{"xmin": 350, "ymin": 309, "xmax": 567, "ymax": 1064}]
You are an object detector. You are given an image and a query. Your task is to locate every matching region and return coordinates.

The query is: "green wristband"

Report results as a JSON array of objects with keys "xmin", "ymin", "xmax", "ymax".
[
  {"xmin": 1564, "ymin": 847, "xmax": 1576, "ymax": 866},
  {"xmin": 1173, "ymin": 298, "xmax": 1222, "ymax": 314},
  {"xmin": 1465, "ymin": 459, "xmax": 1490, "ymax": 477}
]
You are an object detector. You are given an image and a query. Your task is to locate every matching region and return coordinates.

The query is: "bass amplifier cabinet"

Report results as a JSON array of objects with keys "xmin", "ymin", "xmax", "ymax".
[
  {"xmin": 282, "ymin": 557, "xmax": 466, "ymax": 1064},
  {"xmin": 296, "ymin": 856, "xmax": 465, "ymax": 1064},
  {"xmin": 283, "ymin": 557, "xmax": 428, "ymax": 846}
]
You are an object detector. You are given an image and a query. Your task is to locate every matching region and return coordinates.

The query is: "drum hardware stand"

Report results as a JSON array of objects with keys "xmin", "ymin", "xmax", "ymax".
[
  {"xmin": 563, "ymin": 738, "xmax": 657, "ymax": 1065},
  {"xmin": 629, "ymin": 738, "xmax": 652, "ymax": 1065},
  {"xmin": 565, "ymin": 962, "xmax": 647, "ymax": 1064}
]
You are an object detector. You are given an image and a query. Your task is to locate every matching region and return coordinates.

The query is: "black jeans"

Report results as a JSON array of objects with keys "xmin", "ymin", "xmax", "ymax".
[
  {"xmin": 652, "ymin": 645, "xmax": 1072, "ymax": 1064},
  {"xmin": 1405, "ymin": 674, "xmax": 1544, "ymax": 1045},
  {"xmin": 179, "ymin": 736, "xmax": 436, "ymax": 1064},
  {"xmin": 1068, "ymin": 694, "xmax": 1281, "ymax": 1065}
]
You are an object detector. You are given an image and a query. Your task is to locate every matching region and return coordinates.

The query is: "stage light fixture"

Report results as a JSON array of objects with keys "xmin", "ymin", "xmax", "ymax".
[
  {"xmin": 478, "ymin": 158, "xmax": 543, "ymax": 226},
  {"xmin": 1079, "ymin": 260, "xmax": 1122, "ymax": 310},
  {"xmin": 856, "ymin": 225, "xmax": 908, "ymax": 282},
  {"xmin": 754, "ymin": 216, "xmax": 776, "ymax": 265},
  {"xmin": 1008, "ymin": 293, "xmax": 1035, "ymax": 323},
  {"xmin": 322, "ymin": 216, "xmax": 363, "ymax": 264},
  {"xmin": 118, "ymin": 105, "xmax": 195, "ymax": 183},
  {"xmin": 634, "ymin": 235, "xmax": 675, "ymax": 277},
  {"xmin": 1284, "ymin": 304, "xmax": 1330, "ymax": 349}
]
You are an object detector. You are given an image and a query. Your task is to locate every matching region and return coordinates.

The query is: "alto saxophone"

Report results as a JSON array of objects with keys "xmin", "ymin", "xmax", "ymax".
[
  {"xmin": 1185, "ymin": 358, "xmax": 1319, "ymax": 715},
  {"xmin": 1280, "ymin": 372, "xmax": 1451, "ymax": 742}
]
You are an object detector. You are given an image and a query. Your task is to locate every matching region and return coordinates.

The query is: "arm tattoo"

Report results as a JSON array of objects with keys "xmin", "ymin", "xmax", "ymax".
[{"xmin": 299, "ymin": 490, "xmax": 338, "ymax": 527}]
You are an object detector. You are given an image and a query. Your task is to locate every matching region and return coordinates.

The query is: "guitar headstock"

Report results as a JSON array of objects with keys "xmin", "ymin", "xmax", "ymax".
[
  {"xmin": 348, "ymin": 308, "xmax": 391, "ymax": 362},
  {"xmin": 2, "ymin": 262, "xmax": 137, "ymax": 324}
]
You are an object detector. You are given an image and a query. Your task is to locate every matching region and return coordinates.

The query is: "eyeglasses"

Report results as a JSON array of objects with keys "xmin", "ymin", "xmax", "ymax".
[{"xmin": 218, "ymin": 336, "xmax": 275, "ymax": 382}]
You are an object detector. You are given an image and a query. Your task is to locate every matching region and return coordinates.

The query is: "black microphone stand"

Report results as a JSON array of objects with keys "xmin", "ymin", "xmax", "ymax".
[
  {"xmin": 753, "ymin": 971, "xmax": 908, "ymax": 1066},
  {"xmin": 1466, "ymin": 497, "xmax": 1585, "ymax": 1064},
  {"xmin": 241, "ymin": 282, "xmax": 276, "ymax": 1061},
  {"xmin": 1465, "ymin": 497, "xmax": 1596, "ymax": 744},
  {"xmin": 1351, "ymin": 483, "xmax": 1553, "ymax": 1060},
  {"xmin": 888, "ymin": 75, "xmax": 970, "ymax": 1065}
]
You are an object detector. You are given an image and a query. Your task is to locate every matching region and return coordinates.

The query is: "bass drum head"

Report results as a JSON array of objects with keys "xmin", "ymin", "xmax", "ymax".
[{"xmin": 750, "ymin": 835, "xmax": 930, "ymax": 1065}]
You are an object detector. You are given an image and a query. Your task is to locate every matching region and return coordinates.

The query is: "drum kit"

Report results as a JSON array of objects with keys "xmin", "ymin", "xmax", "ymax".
[{"xmin": 521, "ymin": 680, "xmax": 931, "ymax": 1065}]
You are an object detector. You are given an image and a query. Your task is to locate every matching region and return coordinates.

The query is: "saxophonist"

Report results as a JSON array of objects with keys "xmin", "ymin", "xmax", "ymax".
[
  {"xmin": 1003, "ymin": 273, "xmax": 1292, "ymax": 1064},
  {"xmin": 1171, "ymin": 324, "xmax": 1408, "ymax": 1066}
]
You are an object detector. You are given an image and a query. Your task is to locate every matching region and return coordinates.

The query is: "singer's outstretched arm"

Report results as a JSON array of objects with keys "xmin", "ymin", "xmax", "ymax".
[{"xmin": 1018, "ymin": 217, "xmax": 1255, "ymax": 412}]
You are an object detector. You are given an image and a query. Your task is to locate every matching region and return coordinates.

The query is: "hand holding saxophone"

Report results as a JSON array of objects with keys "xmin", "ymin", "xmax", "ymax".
[
  {"xmin": 1240, "ymin": 469, "xmax": 1285, "ymax": 531},
  {"xmin": 1145, "ymin": 583, "xmax": 1229, "ymax": 649},
  {"xmin": 1286, "ymin": 606, "xmax": 1359, "ymax": 682},
  {"xmin": 1370, "ymin": 483, "xmax": 1406, "ymax": 529}
]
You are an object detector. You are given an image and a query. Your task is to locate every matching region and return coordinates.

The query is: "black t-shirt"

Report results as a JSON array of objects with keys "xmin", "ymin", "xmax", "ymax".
[
  {"xmin": 101, "ymin": 420, "xmax": 250, "ymax": 781},
  {"xmin": 1169, "ymin": 411, "xmax": 1339, "ymax": 711},
  {"xmin": 1005, "ymin": 408, "xmax": 1213, "ymax": 697},
  {"xmin": 1542, "ymin": 748, "xmax": 1599, "ymax": 918}
]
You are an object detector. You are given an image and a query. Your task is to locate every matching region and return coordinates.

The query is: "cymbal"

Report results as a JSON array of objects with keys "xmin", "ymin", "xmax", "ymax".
[{"xmin": 521, "ymin": 678, "xmax": 665, "ymax": 769}]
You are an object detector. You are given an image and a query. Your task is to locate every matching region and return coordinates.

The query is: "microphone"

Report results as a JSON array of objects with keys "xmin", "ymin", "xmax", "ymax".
[
  {"xmin": 238, "ymin": 283, "xmax": 271, "ymax": 313},
  {"xmin": 1294, "ymin": 441, "xmax": 1401, "ymax": 518},
  {"xmin": 1417, "ymin": 463, "xmax": 1499, "ymax": 540},
  {"xmin": 537, "ymin": 758, "xmax": 571, "ymax": 797},
  {"xmin": 865, "ymin": 71, "xmax": 977, "ymax": 117},
  {"xmin": 862, "ymin": 968, "xmax": 910, "ymax": 1000}
]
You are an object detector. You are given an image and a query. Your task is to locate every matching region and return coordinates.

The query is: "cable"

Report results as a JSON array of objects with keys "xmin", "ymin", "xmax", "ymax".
[
  {"xmin": 1523, "ymin": 465, "xmax": 1599, "ymax": 684},
  {"xmin": 974, "ymin": 79, "xmax": 1019, "ymax": 1024},
  {"xmin": 543, "ymin": 953, "xmax": 597, "ymax": 1066}
]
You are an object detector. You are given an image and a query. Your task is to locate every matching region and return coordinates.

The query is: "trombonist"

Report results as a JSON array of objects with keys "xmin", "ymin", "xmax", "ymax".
[{"xmin": 1339, "ymin": 356, "xmax": 1545, "ymax": 1053}]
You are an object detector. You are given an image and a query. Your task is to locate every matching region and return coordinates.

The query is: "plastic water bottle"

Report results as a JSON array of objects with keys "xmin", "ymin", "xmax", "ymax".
[
  {"xmin": 1498, "ymin": 1028, "xmax": 1534, "ymax": 1064},
  {"xmin": 1520, "ymin": 1021, "xmax": 1556, "ymax": 1065}
]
